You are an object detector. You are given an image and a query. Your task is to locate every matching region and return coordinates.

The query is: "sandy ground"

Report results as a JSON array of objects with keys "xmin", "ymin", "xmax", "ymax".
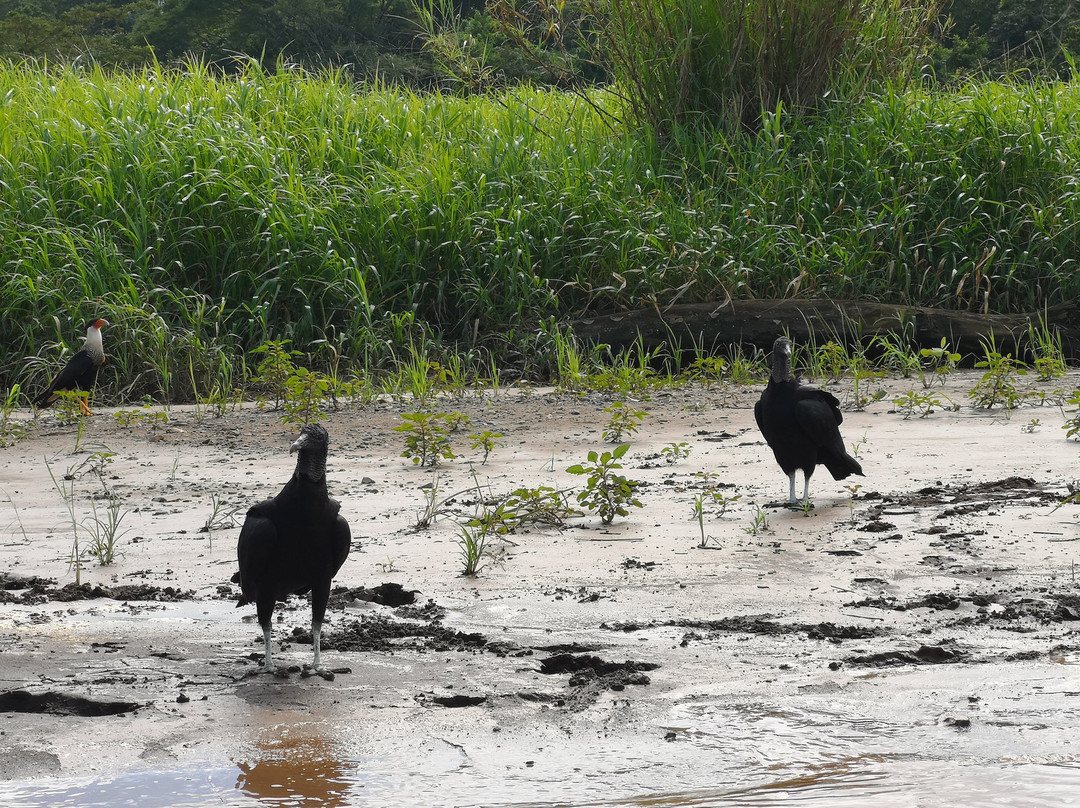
[{"xmin": 1, "ymin": 371, "xmax": 1079, "ymax": 806}]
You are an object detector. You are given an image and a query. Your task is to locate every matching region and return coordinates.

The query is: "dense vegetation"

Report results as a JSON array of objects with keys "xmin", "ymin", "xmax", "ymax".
[
  {"xmin": 1, "ymin": 0, "xmax": 1079, "ymax": 403},
  {"xmin": 0, "ymin": 0, "xmax": 1077, "ymax": 84},
  {"xmin": 2, "ymin": 58, "xmax": 1079, "ymax": 401}
]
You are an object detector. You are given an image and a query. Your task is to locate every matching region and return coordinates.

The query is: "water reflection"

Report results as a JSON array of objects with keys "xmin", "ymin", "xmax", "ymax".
[{"xmin": 236, "ymin": 729, "xmax": 351, "ymax": 807}]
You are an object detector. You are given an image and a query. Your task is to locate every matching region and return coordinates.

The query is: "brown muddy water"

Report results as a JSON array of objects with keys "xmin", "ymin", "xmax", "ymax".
[{"xmin": 5, "ymin": 659, "xmax": 1080, "ymax": 808}]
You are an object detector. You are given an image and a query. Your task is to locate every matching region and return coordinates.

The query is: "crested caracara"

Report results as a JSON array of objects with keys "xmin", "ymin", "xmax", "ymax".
[{"xmin": 35, "ymin": 318, "xmax": 108, "ymax": 416}]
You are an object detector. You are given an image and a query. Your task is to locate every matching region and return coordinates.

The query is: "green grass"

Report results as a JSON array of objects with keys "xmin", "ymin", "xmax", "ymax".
[{"xmin": 3, "ymin": 60, "xmax": 1080, "ymax": 402}]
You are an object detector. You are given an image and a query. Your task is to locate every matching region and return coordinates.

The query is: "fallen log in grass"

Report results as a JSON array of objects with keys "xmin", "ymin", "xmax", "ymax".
[{"xmin": 570, "ymin": 300, "xmax": 1080, "ymax": 363}]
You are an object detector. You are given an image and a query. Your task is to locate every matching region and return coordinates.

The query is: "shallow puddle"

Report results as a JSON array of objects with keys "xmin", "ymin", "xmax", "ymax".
[{"xmin": 6, "ymin": 698, "xmax": 1080, "ymax": 808}]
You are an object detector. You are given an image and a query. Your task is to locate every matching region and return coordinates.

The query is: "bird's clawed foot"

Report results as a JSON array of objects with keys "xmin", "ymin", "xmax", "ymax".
[{"xmin": 301, "ymin": 664, "xmax": 336, "ymax": 681}]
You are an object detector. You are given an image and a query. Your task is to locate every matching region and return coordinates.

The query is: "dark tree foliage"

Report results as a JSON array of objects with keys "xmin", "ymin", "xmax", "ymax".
[
  {"xmin": 937, "ymin": 0, "xmax": 1080, "ymax": 79},
  {"xmin": 0, "ymin": 0, "xmax": 1075, "ymax": 84}
]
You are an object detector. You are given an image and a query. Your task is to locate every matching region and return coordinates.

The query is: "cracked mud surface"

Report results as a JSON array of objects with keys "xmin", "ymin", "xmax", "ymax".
[{"xmin": 0, "ymin": 371, "xmax": 1078, "ymax": 804}]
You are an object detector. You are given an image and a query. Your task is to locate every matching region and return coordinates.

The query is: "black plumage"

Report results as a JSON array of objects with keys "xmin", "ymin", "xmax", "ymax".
[
  {"xmin": 35, "ymin": 318, "xmax": 108, "ymax": 416},
  {"xmin": 235, "ymin": 424, "xmax": 351, "ymax": 673},
  {"xmin": 754, "ymin": 336, "xmax": 864, "ymax": 505}
]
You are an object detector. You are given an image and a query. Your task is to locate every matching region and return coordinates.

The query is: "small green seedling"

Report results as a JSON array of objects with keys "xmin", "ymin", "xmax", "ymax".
[
  {"xmin": 567, "ymin": 443, "xmax": 643, "ymax": 525},
  {"xmin": 660, "ymin": 442, "xmax": 691, "ymax": 464},
  {"xmin": 919, "ymin": 338, "xmax": 961, "ymax": 388},
  {"xmin": 455, "ymin": 520, "xmax": 503, "ymax": 576},
  {"xmin": 469, "ymin": 430, "xmax": 504, "ymax": 464},
  {"xmin": 114, "ymin": 403, "xmax": 170, "ymax": 429},
  {"xmin": 602, "ymin": 402, "xmax": 649, "ymax": 443},
  {"xmin": 1063, "ymin": 390, "xmax": 1080, "ymax": 441},
  {"xmin": 692, "ymin": 487, "xmax": 740, "ymax": 548},
  {"xmin": 743, "ymin": 503, "xmax": 770, "ymax": 536},
  {"xmin": 844, "ymin": 483, "xmax": 863, "ymax": 524},
  {"xmin": 82, "ymin": 498, "xmax": 130, "ymax": 566},
  {"xmin": 396, "ymin": 412, "xmax": 456, "ymax": 467},
  {"xmin": 968, "ymin": 337, "xmax": 1027, "ymax": 409},
  {"xmin": 1, "ymin": 385, "xmax": 27, "ymax": 446},
  {"xmin": 892, "ymin": 390, "xmax": 945, "ymax": 420}
]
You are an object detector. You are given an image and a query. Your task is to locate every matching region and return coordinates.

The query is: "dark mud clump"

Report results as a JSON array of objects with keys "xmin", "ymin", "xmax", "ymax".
[
  {"xmin": 0, "ymin": 690, "xmax": 142, "ymax": 716},
  {"xmin": 0, "ymin": 574, "xmax": 195, "ymax": 604},
  {"xmin": 300, "ymin": 612, "xmax": 488, "ymax": 654},
  {"xmin": 540, "ymin": 653, "xmax": 660, "ymax": 709},
  {"xmin": 845, "ymin": 644, "xmax": 962, "ymax": 667},
  {"xmin": 51, "ymin": 583, "xmax": 196, "ymax": 602},
  {"xmin": 604, "ymin": 616, "xmax": 885, "ymax": 642},
  {"xmin": 867, "ymin": 477, "xmax": 1059, "ymax": 516},
  {"xmin": 326, "ymin": 582, "xmax": 418, "ymax": 610},
  {"xmin": 845, "ymin": 590, "xmax": 1080, "ymax": 625}
]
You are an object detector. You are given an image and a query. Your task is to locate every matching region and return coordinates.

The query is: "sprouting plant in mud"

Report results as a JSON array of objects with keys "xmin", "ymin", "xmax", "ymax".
[
  {"xmin": 849, "ymin": 431, "xmax": 867, "ymax": 461},
  {"xmin": 691, "ymin": 487, "xmax": 739, "ymax": 549},
  {"xmin": 872, "ymin": 331, "xmax": 920, "ymax": 378},
  {"xmin": 893, "ymin": 390, "xmax": 946, "ymax": 420},
  {"xmin": 469, "ymin": 430, "xmax": 504, "ymax": 464},
  {"xmin": 968, "ymin": 337, "xmax": 1027, "ymax": 410},
  {"xmin": 396, "ymin": 412, "xmax": 456, "ymax": 467},
  {"xmin": 250, "ymin": 340, "xmax": 353, "ymax": 423},
  {"xmin": 251, "ymin": 340, "xmax": 300, "ymax": 410},
  {"xmin": 202, "ymin": 493, "xmax": 241, "ymax": 548},
  {"xmin": 444, "ymin": 411, "xmax": 471, "ymax": 432},
  {"xmin": 0, "ymin": 385, "xmax": 27, "ymax": 447},
  {"xmin": 45, "ymin": 456, "xmax": 82, "ymax": 584},
  {"xmin": 82, "ymin": 499, "xmax": 130, "ymax": 565},
  {"xmin": 281, "ymin": 367, "xmax": 335, "ymax": 424},
  {"xmin": 844, "ymin": 483, "xmax": 863, "ymax": 524},
  {"xmin": 414, "ymin": 473, "xmax": 449, "ymax": 529},
  {"xmin": 1028, "ymin": 320, "xmax": 1068, "ymax": 381},
  {"xmin": 114, "ymin": 402, "xmax": 169, "ymax": 430},
  {"xmin": 743, "ymin": 503, "xmax": 770, "ymax": 536},
  {"xmin": 567, "ymin": 443, "xmax": 643, "ymax": 525},
  {"xmin": 455, "ymin": 520, "xmax": 503, "ymax": 576},
  {"xmin": 919, "ymin": 338, "xmax": 960, "ymax": 388},
  {"xmin": 602, "ymin": 402, "xmax": 649, "ymax": 443},
  {"xmin": 686, "ymin": 356, "xmax": 728, "ymax": 386},
  {"xmin": 660, "ymin": 442, "xmax": 691, "ymax": 464},
  {"xmin": 1063, "ymin": 390, "xmax": 1080, "ymax": 441},
  {"xmin": 77, "ymin": 450, "xmax": 117, "ymax": 497}
]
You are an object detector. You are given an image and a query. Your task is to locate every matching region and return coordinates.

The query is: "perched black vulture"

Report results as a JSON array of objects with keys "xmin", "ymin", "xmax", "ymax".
[
  {"xmin": 35, "ymin": 318, "xmax": 108, "ymax": 416},
  {"xmin": 754, "ymin": 336, "xmax": 864, "ymax": 506},
  {"xmin": 235, "ymin": 424, "xmax": 351, "ymax": 672}
]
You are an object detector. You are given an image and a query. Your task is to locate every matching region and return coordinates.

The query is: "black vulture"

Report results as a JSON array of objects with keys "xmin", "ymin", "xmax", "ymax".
[
  {"xmin": 35, "ymin": 318, "xmax": 108, "ymax": 416},
  {"xmin": 235, "ymin": 424, "xmax": 351, "ymax": 673},
  {"xmin": 754, "ymin": 336, "xmax": 864, "ymax": 506}
]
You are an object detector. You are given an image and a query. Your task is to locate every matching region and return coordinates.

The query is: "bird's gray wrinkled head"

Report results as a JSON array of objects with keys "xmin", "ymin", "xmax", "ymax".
[
  {"xmin": 290, "ymin": 423, "xmax": 330, "ymax": 482},
  {"xmin": 770, "ymin": 336, "xmax": 793, "ymax": 382},
  {"xmin": 290, "ymin": 423, "xmax": 330, "ymax": 455}
]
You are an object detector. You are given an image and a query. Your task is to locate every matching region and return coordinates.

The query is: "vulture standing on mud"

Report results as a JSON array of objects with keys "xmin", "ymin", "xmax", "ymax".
[
  {"xmin": 234, "ymin": 423, "xmax": 351, "ymax": 673},
  {"xmin": 34, "ymin": 318, "xmax": 108, "ymax": 416},
  {"xmin": 754, "ymin": 336, "xmax": 864, "ymax": 506}
]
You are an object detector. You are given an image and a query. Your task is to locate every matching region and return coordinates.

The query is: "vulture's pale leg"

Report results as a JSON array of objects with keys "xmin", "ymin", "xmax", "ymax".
[
  {"xmin": 787, "ymin": 472, "xmax": 798, "ymax": 504},
  {"xmin": 312, "ymin": 621, "xmax": 323, "ymax": 669},
  {"xmin": 261, "ymin": 624, "xmax": 275, "ymax": 673}
]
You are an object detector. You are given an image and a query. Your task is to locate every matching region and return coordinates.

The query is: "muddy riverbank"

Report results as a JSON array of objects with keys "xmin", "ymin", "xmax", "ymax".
[{"xmin": 1, "ymin": 373, "xmax": 1079, "ymax": 806}]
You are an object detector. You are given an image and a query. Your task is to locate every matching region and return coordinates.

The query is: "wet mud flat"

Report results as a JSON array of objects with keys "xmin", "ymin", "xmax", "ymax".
[{"xmin": 0, "ymin": 373, "xmax": 1079, "ymax": 806}]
